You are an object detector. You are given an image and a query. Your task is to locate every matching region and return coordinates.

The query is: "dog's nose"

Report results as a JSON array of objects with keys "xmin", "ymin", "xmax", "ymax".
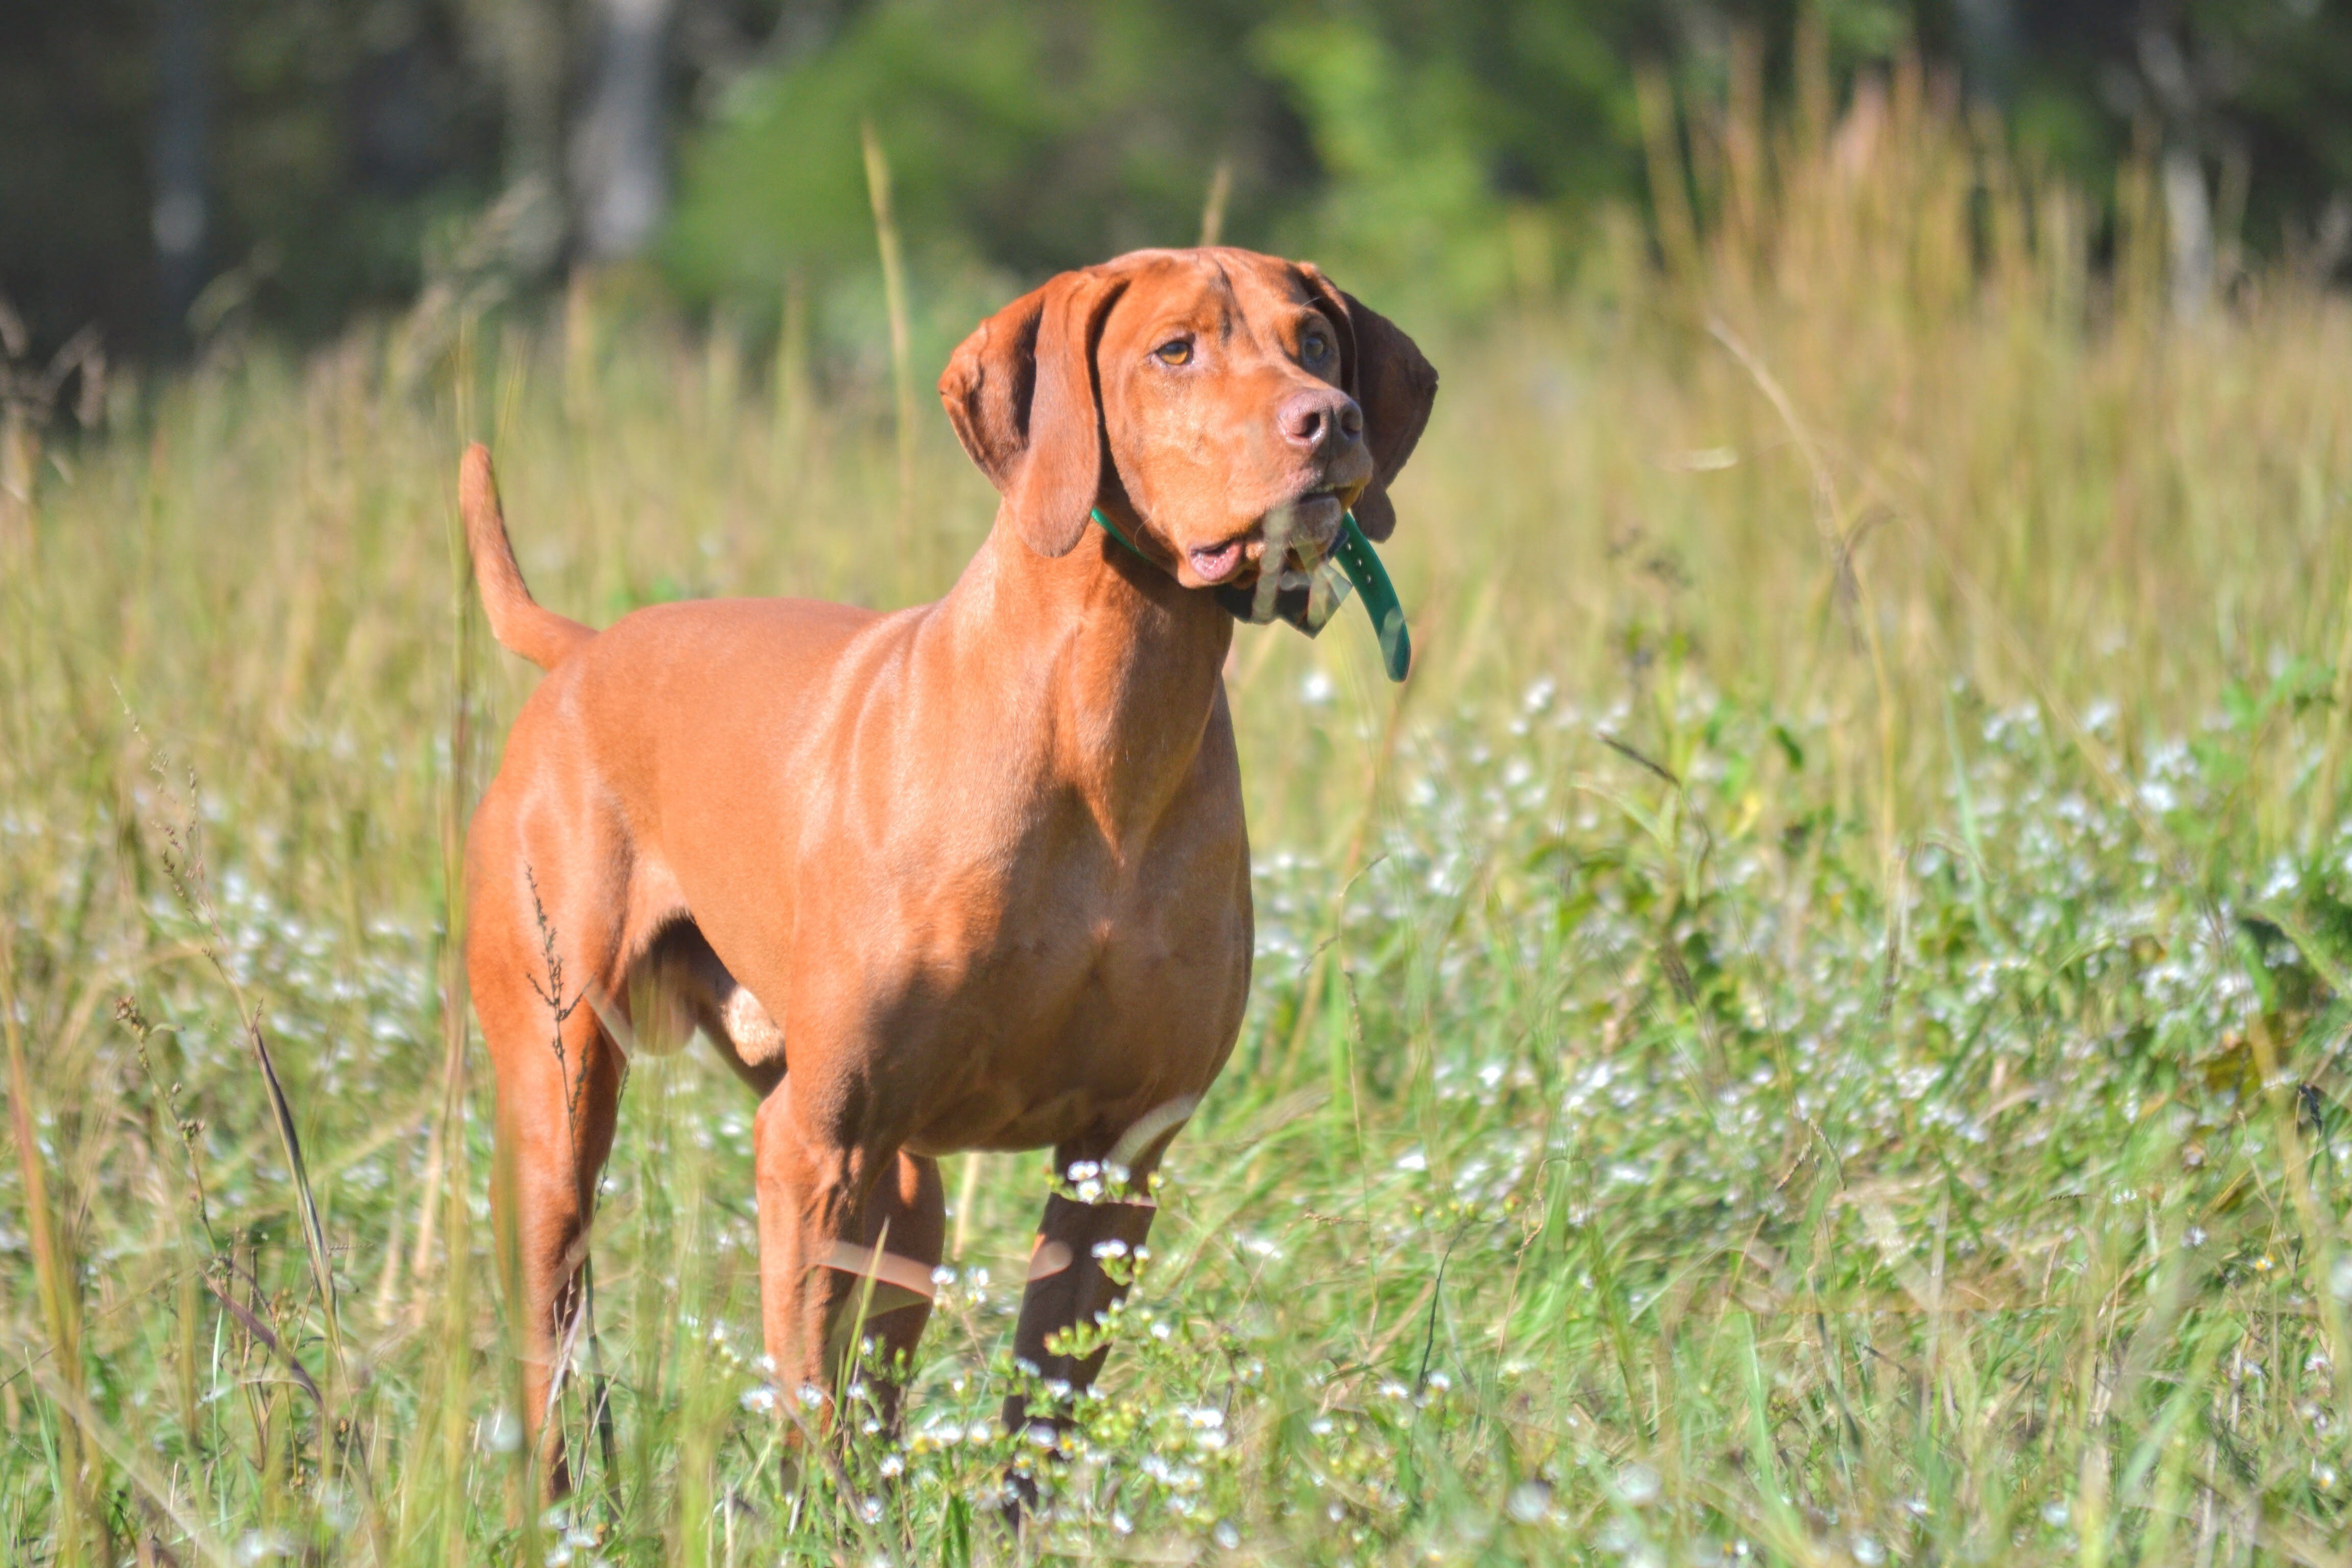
[{"xmin": 1277, "ymin": 390, "xmax": 1364, "ymax": 453}]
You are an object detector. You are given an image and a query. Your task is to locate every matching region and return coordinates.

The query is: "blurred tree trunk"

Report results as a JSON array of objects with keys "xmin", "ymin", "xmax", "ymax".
[
  {"xmin": 463, "ymin": 0, "xmax": 568, "ymax": 274},
  {"xmin": 1952, "ymin": 0, "xmax": 2016, "ymax": 104},
  {"xmin": 770, "ymin": 0, "xmax": 842, "ymax": 62},
  {"xmin": 2162, "ymin": 145, "xmax": 2214, "ymax": 320},
  {"xmin": 152, "ymin": 0, "xmax": 208, "ymax": 351},
  {"xmin": 2138, "ymin": 24, "xmax": 2214, "ymax": 321},
  {"xmin": 572, "ymin": 0, "xmax": 676, "ymax": 263}
]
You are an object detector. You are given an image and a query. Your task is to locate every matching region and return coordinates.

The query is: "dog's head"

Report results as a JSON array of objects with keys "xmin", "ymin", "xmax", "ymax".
[{"xmin": 940, "ymin": 248, "xmax": 1438, "ymax": 591}]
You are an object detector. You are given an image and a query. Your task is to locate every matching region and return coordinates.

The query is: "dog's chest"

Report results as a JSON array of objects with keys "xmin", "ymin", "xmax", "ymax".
[
  {"xmin": 854, "ymin": 791, "xmax": 1254, "ymax": 1153},
  {"xmin": 949, "ymin": 801, "xmax": 1248, "ymax": 1018}
]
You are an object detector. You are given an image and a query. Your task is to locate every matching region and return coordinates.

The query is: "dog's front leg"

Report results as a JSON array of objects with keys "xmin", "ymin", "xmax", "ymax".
[
  {"xmin": 1002, "ymin": 1180, "xmax": 1157, "ymax": 1448},
  {"xmin": 752, "ymin": 1084, "xmax": 943, "ymax": 1433}
]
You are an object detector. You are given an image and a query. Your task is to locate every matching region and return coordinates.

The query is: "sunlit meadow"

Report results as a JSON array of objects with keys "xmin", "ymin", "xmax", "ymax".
[{"xmin": 9, "ymin": 74, "xmax": 2352, "ymax": 1565}]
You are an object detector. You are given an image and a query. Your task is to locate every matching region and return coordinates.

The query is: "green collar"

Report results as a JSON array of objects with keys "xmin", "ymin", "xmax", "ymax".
[
  {"xmin": 1089, "ymin": 504, "xmax": 1150, "ymax": 561},
  {"xmin": 1088, "ymin": 506, "xmax": 1411, "ymax": 682}
]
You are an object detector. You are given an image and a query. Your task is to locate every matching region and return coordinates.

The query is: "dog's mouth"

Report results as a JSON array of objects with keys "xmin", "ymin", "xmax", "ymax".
[
  {"xmin": 1188, "ymin": 487, "xmax": 1346, "ymax": 585},
  {"xmin": 1187, "ymin": 536, "xmax": 1249, "ymax": 583}
]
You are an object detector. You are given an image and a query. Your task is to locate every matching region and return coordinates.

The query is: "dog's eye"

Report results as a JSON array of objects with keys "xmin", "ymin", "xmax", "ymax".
[
  {"xmin": 1303, "ymin": 331, "xmax": 1330, "ymax": 362},
  {"xmin": 1154, "ymin": 339, "xmax": 1192, "ymax": 366}
]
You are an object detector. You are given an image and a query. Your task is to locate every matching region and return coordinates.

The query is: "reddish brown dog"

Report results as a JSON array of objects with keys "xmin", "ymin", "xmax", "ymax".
[{"xmin": 460, "ymin": 246, "xmax": 1435, "ymax": 1473}]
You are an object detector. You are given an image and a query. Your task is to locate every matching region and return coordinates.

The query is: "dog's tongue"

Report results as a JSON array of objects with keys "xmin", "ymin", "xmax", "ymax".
[{"xmin": 1189, "ymin": 540, "xmax": 1244, "ymax": 582}]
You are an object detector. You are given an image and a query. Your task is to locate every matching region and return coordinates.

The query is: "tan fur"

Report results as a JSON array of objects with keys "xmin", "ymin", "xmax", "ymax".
[{"xmin": 460, "ymin": 248, "xmax": 1435, "ymax": 1482}]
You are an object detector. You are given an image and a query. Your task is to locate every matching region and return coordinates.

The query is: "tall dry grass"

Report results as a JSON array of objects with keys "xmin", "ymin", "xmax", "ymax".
[{"xmin": 4, "ymin": 62, "xmax": 2352, "ymax": 1564}]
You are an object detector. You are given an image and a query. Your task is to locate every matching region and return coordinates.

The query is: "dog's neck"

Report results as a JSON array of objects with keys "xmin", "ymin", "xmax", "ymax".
[{"xmin": 941, "ymin": 512, "xmax": 1235, "ymax": 843}]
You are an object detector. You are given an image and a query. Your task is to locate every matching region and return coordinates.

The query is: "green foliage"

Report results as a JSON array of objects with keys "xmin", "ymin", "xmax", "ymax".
[
  {"xmin": 14, "ymin": 0, "xmax": 2352, "ymax": 359},
  {"xmin": 668, "ymin": 0, "xmax": 1297, "ymax": 292},
  {"xmin": 669, "ymin": 0, "xmax": 1668, "ymax": 316},
  {"xmin": 1250, "ymin": 14, "xmax": 1551, "ymax": 311},
  {"xmin": 0, "ymin": 0, "xmax": 504, "ymax": 356}
]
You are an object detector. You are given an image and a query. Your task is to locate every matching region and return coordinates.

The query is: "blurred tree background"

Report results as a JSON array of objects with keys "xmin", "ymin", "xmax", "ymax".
[{"xmin": 3, "ymin": 0, "xmax": 2349, "ymax": 368}]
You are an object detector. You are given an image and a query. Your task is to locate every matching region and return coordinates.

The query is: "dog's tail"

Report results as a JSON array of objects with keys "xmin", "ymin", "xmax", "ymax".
[{"xmin": 459, "ymin": 444, "xmax": 593, "ymax": 671}]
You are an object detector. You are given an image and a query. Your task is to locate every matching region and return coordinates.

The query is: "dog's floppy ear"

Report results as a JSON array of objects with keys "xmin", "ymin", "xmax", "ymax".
[
  {"xmin": 940, "ymin": 267, "xmax": 1128, "ymax": 559},
  {"xmin": 1297, "ymin": 264, "xmax": 1438, "ymax": 543}
]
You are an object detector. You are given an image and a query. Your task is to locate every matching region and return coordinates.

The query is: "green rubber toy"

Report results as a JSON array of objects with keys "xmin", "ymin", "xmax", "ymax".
[{"xmin": 1090, "ymin": 507, "xmax": 1410, "ymax": 682}]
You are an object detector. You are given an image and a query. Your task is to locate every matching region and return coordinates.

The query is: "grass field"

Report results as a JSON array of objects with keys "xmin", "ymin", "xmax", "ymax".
[{"xmin": 9, "ymin": 84, "xmax": 2352, "ymax": 1564}]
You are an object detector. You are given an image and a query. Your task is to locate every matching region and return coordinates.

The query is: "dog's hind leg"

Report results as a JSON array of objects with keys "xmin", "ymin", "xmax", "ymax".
[{"xmin": 467, "ymin": 815, "xmax": 629, "ymax": 1496}]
